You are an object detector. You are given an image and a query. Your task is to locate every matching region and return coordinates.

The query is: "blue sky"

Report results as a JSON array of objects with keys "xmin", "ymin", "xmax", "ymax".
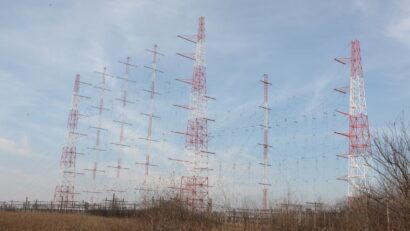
[{"xmin": 0, "ymin": 0, "xmax": 409, "ymax": 208}]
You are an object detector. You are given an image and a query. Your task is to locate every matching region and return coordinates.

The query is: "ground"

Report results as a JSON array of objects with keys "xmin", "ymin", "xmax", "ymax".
[{"xmin": 0, "ymin": 211, "xmax": 250, "ymax": 231}]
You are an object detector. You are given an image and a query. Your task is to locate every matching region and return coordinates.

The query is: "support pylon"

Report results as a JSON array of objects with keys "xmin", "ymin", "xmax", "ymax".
[
  {"xmin": 108, "ymin": 57, "xmax": 136, "ymax": 198},
  {"xmin": 54, "ymin": 74, "xmax": 90, "ymax": 206},
  {"xmin": 258, "ymin": 74, "xmax": 272, "ymax": 210},
  {"xmin": 172, "ymin": 16, "xmax": 215, "ymax": 210},
  {"xmin": 334, "ymin": 40, "xmax": 372, "ymax": 202},
  {"xmin": 136, "ymin": 45, "xmax": 164, "ymax": 189},
  {"xmin": 83, "ymin": 67, "xmax": 111, "ymax": 202}
]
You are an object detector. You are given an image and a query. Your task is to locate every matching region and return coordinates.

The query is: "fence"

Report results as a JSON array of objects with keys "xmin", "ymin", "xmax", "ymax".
[
  {"xmin": 0, "ymin": 198, "xmax": 338, "ymax": 222},
  {"xmin": 0, "ymin": 198, "xmax": 146, "ymax": 215}
]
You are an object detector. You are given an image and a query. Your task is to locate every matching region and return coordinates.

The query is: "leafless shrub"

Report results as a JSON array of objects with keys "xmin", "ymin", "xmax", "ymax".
[{"xmin": 363, "ymin": 119, "xmax": 410, "ymax": 230}]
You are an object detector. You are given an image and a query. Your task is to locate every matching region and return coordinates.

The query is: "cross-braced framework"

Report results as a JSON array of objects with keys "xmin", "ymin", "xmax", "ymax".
[
  {"xmin": 172, "ymin": 16, "xmax": 215, "ymax": 210},
  {"xmin": 136, "ymin": 45, "xmax": 164, "ymax": 190},
  {"xmin": 54, "ymin": 74, "xmax": 90, "ymax": 206},
  {"xmin": 334, "ymin": 40, "xmax": 372, "ymax": 201},
  {"xmin": 83, "ymin": 67, "xmax": 111, "ymax": 202},
  {"xmin": 258, "ymin": 74, "xmax": 272, "ymax": 210}
]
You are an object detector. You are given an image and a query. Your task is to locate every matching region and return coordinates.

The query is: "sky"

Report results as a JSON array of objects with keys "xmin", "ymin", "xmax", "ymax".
[{"xmin": 0, "ymin": 0, "xmax": 409, "ymax": 208}]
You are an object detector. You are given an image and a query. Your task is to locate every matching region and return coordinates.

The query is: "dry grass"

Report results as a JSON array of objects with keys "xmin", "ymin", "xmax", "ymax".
[
  {"xmin": 0, "ymin": 212, "xmax": 143, "ymax": 231},
  {"xmin": 0, "ymin": 195, "xmax": 401, "ymax": 230},
  {"xmin": 0, "ymin": 211, "xmax": 282, "ymax": 231},
  {"xmin": 0, "ymin": 211, "xmax": 242, "ymax": 231},
  {"xmin": 0, "ymin": 205, "xmax": 398, "ymax": 231}
]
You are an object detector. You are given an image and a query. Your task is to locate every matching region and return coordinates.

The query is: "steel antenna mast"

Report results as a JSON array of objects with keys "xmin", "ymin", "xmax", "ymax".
[
  {"xmin": 258, "ymin": 74, "xmax": 272, "ymax": 210},
  {"xmin": 136, "ymin": 45, "xmax": 164, "ymax": 190},
  {"xmin": 108, "ymin": 57, "xmax": 137, "ymax": 199},
  {"xmin": 334, "ymin": 40, "xmax": 372, "ymax": 202},
  {"xmin": 83, "ymin": 66, "xmax": 113, "ymax": 202},
  {"xmin": 172, "ymin": 16, "xmax": 216, "ymax": 210},
  {"xmin": 54, "ymin": 74, "xmax": 90, "ymax": 207}
]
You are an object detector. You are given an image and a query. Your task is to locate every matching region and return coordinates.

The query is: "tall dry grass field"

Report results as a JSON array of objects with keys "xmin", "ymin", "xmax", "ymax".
[
  {"xmin": 0, "ymin": 202, "xmax": 400, "ymax": 231},
  {"xmin": 0, "ymin": 211, "xmax": 246, "ymax": 231},
  {"xmin": 0, "ymin": 212, "xmax": 145, "ymax": 231},
  {"xmin": 0, "ymin": 210, "xmax": 289, "ymax": 231}
]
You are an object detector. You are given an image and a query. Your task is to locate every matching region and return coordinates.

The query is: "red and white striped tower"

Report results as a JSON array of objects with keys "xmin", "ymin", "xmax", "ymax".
[
  {"xmin": 83, "ymin": 67, "xmax": 111, "ymax": 202},
  {"xmin": 108, "ymin": 57, "xmax": 136, "ymax": 197},
  {"xmin": 173, "ymin": 16, "xmax": 215, "ymax": 210},
  {"xmin": 259, "ymin": 74, "xmax": 272, "ymax": 210},
  {"xmin": 335, "ymin": 40, "xmax": 372, "ymax": 201},
  {"xmin": 136, "ymin": 45, "xmax": 164, "ymax": 187},
  {"xmin": 54, "ymin": 74, "xmax": 89, "ymax": 206}
]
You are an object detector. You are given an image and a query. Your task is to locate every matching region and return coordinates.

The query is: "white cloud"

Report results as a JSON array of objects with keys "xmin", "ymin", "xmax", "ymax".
[
  {"xmin": 352, "ymin": 0, "xmax": 372, "ymax": 11},
  {"xmin": 0, "ymin": 136, "xmax": 40, "ymax": 157},
  {"xmin": 383, "ymin": 0, "xmax": 410, "ymax": 47},
  {"xmin": 387, "ymin": 16, "xmax": 410, "ymax": 47},
  {"xmin": 0, "ymin": 165, "xmax": 57, "ymax": 200}
]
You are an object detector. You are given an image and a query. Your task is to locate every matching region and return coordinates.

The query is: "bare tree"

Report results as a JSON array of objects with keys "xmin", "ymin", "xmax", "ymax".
[{"xmin": 366, "ymin": 119, "xmax": 410, "ymax": 230}]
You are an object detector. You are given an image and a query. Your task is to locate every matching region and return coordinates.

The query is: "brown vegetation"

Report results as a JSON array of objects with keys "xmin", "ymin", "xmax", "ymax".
[
  {"xmin": 363, "ymin": 120, "xmax": 410, "ymax": 230},
  {"xmin": 0, "ymin": 203, "xmax": 390, "ymax": 231}
]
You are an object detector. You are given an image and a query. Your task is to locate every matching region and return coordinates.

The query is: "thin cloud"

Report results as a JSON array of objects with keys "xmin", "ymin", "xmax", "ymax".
[
  {"xmin": 0, "ymin": 136, "xmax": 41, "ymax": 158},
  {"xmin": 387, "ymin": 17, "xmax": 410, "ymax": 47}
]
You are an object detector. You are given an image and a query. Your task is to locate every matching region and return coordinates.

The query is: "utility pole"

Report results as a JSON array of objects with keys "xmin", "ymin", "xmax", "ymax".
[{"xmin": 306, "ymin": 201, "xmax": 323, "ymax": 229}]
